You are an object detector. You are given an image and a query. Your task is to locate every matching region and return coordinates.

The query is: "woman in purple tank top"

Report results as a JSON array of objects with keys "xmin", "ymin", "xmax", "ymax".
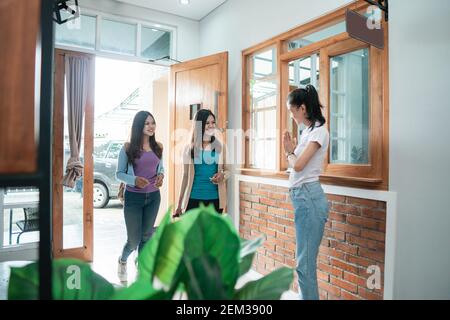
[{"xmin": 115, "ymin": 111, "xmax": 164, "ymax": 283}]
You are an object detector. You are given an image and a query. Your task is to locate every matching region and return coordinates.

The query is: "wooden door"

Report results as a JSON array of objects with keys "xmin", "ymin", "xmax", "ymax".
[
  {"xmin": 169, "ymin": 52, "xmax": 228, "ymax": 208},
  {"xmin": 52, "ymin": 49, "xmax": 95, "ymax": 261},
  {"xmin": 0, "ymin": 0, "xmax": 40, "ymax": 174}
]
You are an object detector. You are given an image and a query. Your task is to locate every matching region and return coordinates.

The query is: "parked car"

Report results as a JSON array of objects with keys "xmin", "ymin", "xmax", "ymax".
[{"xmin": 75, "ymin": 140, "xmax": 124, "ymax": 208}]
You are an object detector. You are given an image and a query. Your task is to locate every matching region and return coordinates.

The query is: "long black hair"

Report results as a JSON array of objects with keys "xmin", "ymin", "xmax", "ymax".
[
  {"xmin": 190, "ymin": 109, "xmax": 221, "ymax": 159},
  {"xmin": 126, "ymin": 111, "xmax": 162, "ymax": 164},
  {"xmin": 287, "ymin": 84, "xmax": 326, "ymax": 130}
]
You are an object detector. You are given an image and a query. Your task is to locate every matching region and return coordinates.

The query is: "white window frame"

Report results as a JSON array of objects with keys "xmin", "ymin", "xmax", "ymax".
[{"xmin": 54, "ymin": 7, "xmax": 177, "ymax": 66}]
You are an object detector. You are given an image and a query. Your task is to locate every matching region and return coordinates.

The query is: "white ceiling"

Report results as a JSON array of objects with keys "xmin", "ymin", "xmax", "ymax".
[{"xmin": 115, "ymin": 0, "xmax": 228, "ymax": 20}]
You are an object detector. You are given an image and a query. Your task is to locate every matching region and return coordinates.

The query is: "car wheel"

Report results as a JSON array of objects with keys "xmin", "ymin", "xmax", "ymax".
[{"xmin": 93, "ymin": 182, "xmax": 109, "ymax": 208}]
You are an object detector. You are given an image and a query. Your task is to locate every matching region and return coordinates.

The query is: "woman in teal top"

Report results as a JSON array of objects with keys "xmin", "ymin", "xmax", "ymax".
[{"xmin": 174, "ymin": 109, "xmax": 227, "ymax": 216}]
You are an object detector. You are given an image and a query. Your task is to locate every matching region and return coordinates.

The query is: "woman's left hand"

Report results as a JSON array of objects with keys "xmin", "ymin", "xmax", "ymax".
[
  {"xmin": 283, "ymin": 131, "xmax": 297, "ymax": 154},
  {"xmin": 154, "ymin": 174, "xmax": 164, "ymax": 188},
  {"xmin": 210, "ymin": 172, "xmax": 224, "ymax": 184}
]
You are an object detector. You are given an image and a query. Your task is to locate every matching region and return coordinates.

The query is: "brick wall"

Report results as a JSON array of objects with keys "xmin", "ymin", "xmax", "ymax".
[{"xmin": 239, "ymin": 181, "xmax": 386, "ymax": 300}]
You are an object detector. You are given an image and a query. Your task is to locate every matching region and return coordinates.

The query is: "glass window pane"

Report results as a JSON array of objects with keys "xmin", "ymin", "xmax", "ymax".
[
  {"xmin": 330, "ymin": 48, "xmax": 370, "ymax": 164},
  {"xmin": 141, "ymin": 27, "xmax": 171, "ymax": 60},
  {"xmin": 249, "ymin": 48, "xmax": 277, "ymax": 170},
  {"xmin": 55, "ymin": 14, "xmax": 96, "ymax": 49},
  {"xmin": 288, "ymin": 21, "xmax": 346, "ymax": 51},
  {"xmin": 100, "ymin": 19, "xmax": 136, "ymax": 55}
]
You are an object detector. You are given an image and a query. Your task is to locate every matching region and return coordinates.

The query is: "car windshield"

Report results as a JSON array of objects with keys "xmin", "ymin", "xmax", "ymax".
[{"xmin": 93, "ymin": 139, "xmax": 110, "ymax": 158}]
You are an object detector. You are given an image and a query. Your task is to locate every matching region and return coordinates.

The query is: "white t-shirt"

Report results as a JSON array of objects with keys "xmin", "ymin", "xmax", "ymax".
[{"xmin": 288, "ymin": 123, "xmax": 329, "ymax": 188}]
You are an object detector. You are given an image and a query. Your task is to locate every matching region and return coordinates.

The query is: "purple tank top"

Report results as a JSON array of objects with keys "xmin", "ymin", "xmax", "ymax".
[{"xmin": 126, "ymin": 151, "xmax": 160, "ymax": 193}]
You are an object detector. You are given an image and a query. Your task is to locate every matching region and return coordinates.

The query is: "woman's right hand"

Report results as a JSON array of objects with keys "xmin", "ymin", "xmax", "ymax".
[
  {"xmin": 135, "ymin": 176, "xmax": 150, "ymax": 188},
  {"xmin": 173, "ymin": 206, "xmax": 183, "ymax": 218}
]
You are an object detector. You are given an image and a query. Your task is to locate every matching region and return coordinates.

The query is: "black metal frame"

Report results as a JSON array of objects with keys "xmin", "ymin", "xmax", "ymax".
[
  {"xmin": 0, "ymin": 0, "xmax": 54, "ymax": 300},
  {"xmin": 364, "ymin": 0, "xmax": 388, "ymax": 21}
]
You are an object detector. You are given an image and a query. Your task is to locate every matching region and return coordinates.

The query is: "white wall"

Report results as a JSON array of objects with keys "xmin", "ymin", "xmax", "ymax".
[
  {"xmin": 199, "ymin": 0, "xmax": 353, "ymax": 235},
  {"xmin": 389, "ymin": 0, "xmax": 450, "ymax": 299},
  {"xmin": 200, "ymin": 0, "xmax": 450, "ymax": 299},
  {"xmin": 80, "ymin": 0, "xmax": 200, "ymax": 61}
]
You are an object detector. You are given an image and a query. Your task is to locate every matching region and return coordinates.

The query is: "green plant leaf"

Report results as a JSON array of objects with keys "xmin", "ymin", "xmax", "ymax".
[
  {"xmin": 8, "ymin": 259, "xmax": 114, "ymax": 300},
  {"xmin": 182, "ymin": 255, "xmax": 228, "ymax": 300},
  {"xmin": 182, "ymin": 204, "xmax": 241, "ymax": 297},
  {"xmin": 233, "ymin": 267, "xmax": 293, "ymax": 300},
  {"xmin": 152, "ymin": 208, "xmax": 200, "ymax": 288},
  {"xmin": 239, "ymin": 237, "xmax": 264, "ymax": 277},
  {"xmin": 137, "ymin": 209, "xmax": 172, "ymax": 281},
  {"xmin": 111, "ymin": 279, "xmax": 170, "ymax": 300}
]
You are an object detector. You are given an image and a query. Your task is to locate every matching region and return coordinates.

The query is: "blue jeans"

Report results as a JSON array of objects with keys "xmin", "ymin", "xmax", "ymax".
[
  {"xmin": 120, "ymin": 189, "xmax": 161, "ymax": 262},
  {"xmin": 289, "ymin": 181, "xmax": 329, "ymax": 300}
]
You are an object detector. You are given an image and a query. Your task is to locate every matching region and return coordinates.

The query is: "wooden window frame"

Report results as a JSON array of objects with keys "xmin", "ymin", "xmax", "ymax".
[{"xmin": 241, "ymin": 0, "xmax": 389, "ymax": 190}]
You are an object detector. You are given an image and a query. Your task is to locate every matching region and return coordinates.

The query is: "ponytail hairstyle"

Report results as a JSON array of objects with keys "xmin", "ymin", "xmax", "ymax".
[
  {"xmin": 126, "ymin": 111, "xmax": 162, "ymax": 164},
  {"xmin": 190, "ymin": 109, "xmax": 221, "ymax": 159},
  {"xmin": 287, "ymin": 84, "xmax": 326, "ymax": 130}
]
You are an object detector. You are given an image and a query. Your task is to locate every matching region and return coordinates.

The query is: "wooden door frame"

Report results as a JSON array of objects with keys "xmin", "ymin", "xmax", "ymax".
[
  {"xmin": 168, "ymin": 52, "xmax": 228, "ymax": 209},
  {"xmin": 52, "ymin": 49, "xmax": 95, "ymax": 261}
]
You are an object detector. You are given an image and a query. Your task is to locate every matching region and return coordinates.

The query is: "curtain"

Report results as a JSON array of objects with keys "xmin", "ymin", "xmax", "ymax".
[{"xmin": 62, "ymin": 55, "xmax": 89, "ymax": 188}]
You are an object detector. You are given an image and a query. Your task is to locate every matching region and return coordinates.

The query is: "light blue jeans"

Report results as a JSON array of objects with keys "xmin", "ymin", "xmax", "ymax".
[{"xmin": 289, "ymin": 181, "xmax": 329, "ymax": 300}]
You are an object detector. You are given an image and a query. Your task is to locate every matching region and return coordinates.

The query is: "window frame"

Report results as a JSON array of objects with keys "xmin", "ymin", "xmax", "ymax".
[{"xmin": 241, "ymin": 0, "xmax": 389, "ymax": 189}]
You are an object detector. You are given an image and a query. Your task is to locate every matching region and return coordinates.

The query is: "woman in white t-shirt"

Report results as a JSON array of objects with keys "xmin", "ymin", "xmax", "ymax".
[{"xmin": 283, "ymin": 85, "xmax": 330, "ymax": 300}]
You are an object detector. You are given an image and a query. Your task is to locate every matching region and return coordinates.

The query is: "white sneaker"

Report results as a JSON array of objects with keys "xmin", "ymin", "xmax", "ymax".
[{"xmin": 117, "ymin": 257, "xmax": 127, "ymax": 283}]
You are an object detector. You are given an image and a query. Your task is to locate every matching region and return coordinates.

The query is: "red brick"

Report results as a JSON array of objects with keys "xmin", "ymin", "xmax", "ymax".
[
  {"xmin": 343, "ymin": 271, "xmax": 367, "ymax": 287},
  {"xmin": 250, "ymin": 230, "xmax": 261, "ymax": 237},
  {"xmin": 324, "ymin": 229, "xmax": 346, "ymax": 241},
  {"xmin": 244, "ymin": 207, "xmax": 259, "ymax": 216},
  {"xmin": 330, "ymin": 240, "xmax": 359, "ymax": 255},
  {"xmin": 321, "ymin": 239, "xmax": 330, "ymax": 247},
  {"xmin": 327, "ymin": 194, "xmax": 346, "ymax": 203},
  {"xmin": 347, "ymin": 215, "xmax": 383, "ymax": 231},
  {"xmin": 277, "ymin": 186, "xmax": 290, "ymax": 193},
  {"xmin": 258, "ymin": 226, "xmax": 276, "ymax": 237},
  {"xmin": 260, "ymin": 197, "xmax": 278, "ymax": 207},
  {"xmin": 330, "ymin": 276, "xmax": 358, "ymax": 294},
  {"xmin": 332, "ymin": 221, "xmax": 361, "ymax": 236},
  {"xmin": 358, "ymin": 287, "xmax": 383, "ymax": 300},
  {"xmin": 240, "ymin": 200, "xmax": 252, "ymax": 209},
  {"xmin": 240, "ymin": 186, "xmax": 251, "ymax": 194},
  {"xmin": 240, "ymin": 181, "xmax": 258, "ymax": 189},
  {"xmin": 276, "ymin": 246, "xmax": 294, "ymax": 258},
  {"xmin": 346, "ymin": 197, "xmax": 380, "ymax": 209},
  {"xmin": 259, "ymin": 184, "xmax": 277, "ymax": 191},
  {"xmin": 358, "ymin": 248, "xmax": 385, "ymax": 263},
  {"xmin": 318, "ymin": 280, "xmax": 341, "ymax": 297},
  {"xmin": 278, "ymin": 202, "xmax": 294, "ymax": 211},
  {"xmin": 285, "ymin": 226, "xmax": 296, "ymax": 236},
  {"xmin": 284, "ymin": 241, "xmax": 297, "ymax": 251},
  {"xmin": 263, "ymin": 242, "xmax": 276, "ymax": 252},
  {"xmin": 267, "ymin": 251, "xmax": 285, "ymax": 263},
  {"xmin": 341, "ymin": 290, "xmax": 361, "ymax": 300},
  {"xmin": 259, "ymin": 213, "xmax": 276, "ymax": 222},
  {"xmin": 267, "ymin": 192, "xmax": 286, "ymax": 201},
  {"xmin": 254, "ymin": 189, "xmax": 269, "ymax": 197},
  {"xmin": 318, "ymin": 253, "xmax": 330, "ymax": 265},
  {"xmin": 318, "ymin": 262, "xmax": 343, "ymax": 278},
  {"xmin": 330, "ymin": 258, "xmax": 359, "ymax": 274},
  {"xmin": 252, "ymin": 203, "xmax": 268, "ymax": 212},
  {"xmin": 361, "ymin": 208, "xmax": 386, "ymax": 221},
  {"xmin": 285, "ymin": 212, "xmax": 295, "ymax": 220},
  {"xmin": 277, "ymin": 232, "xmax": 296, "ymax": 242},
  {"xmin": 251, "ymin": 216, "xmax": 266, "ymax": 226},
  {"xmin": 327, "ymin": 293, "xmax": 342, "ymax": 300},
  {"xmin": 285, "ymin": 258, "xmax": 296, "ymax": 268},
  {"xmin": 329, "ymin": 211, "xmax": 346, "ymax": 223},
  {"xmin": 332, "ymin": 203, "xmax": 361, "ymax": 216},
  {"xmin": 266, "ymin": 222, "xmax": 284, "ymax": 233},
  {"xmin": 267, "ymin": 206, "xmax": 286, "ymax": 217},
  {"xmin": 319, "ymin": 289, "xmax": 328, "ymax": 300},
  {"xmin": 378, "ymin": 202, "xmax": 386, "ymax": 210},
  {"xmin": 244, "ymin": 194, "xmax": 260, "ymax": 202},
  {"xmin": 346, "ymin": 255, "xmax": 373, "ymax": 268},
  {"xmin": 361, "ymin": 229, "xmax": 385, "ymax": 242},
  {"xmin": 320, "ymin": 246, "xmax": 346, "ymax": 260},
  {"xmin": 276, "ymin": 217, "xmax": 292, "ymax": 226},
  {"xmin": 317, "ymin": 270, "xmax": 329, "ymax": 282}
]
